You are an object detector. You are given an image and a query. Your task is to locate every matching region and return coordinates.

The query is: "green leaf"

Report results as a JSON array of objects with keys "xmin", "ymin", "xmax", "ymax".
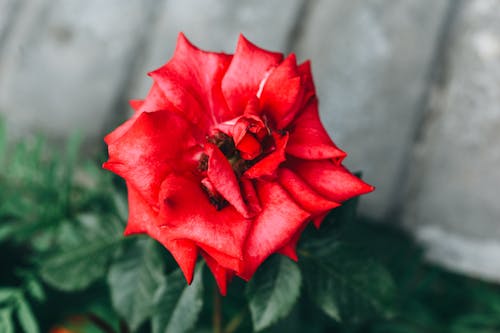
[
  {"xmin": 112, "ymin": 191, "xmax": 128, "ymax": 223},
  {"xmin": 38, "ymin": 214, "xmax": 124, "ymax": 291},
  {"xmin": 246, "ymin": 255, "xmax": 302, "ymax": 332},
  {"xmin": 0, "ymin": 225, "xmax": 14, "ymax": 243},
  {"xmin": 0, "ymin": 308, "xmax": 14, "ymax": 333},
  {"xmin": 299, "ymin": 198, "xmax": 360, "ymax": 254},
  {"xmin": 25, "ymin": 277, "xmax": 45, "ymax": 303},
  {"xmin": 301, "ymin": 244, "xmax": 396, "ymax": 323},
  {"xmin": 107, "ymin": 238, "xmax": 166, "ymax": 331},
  {"xmin": 61, "ymin": 132, "xmax": 81, "ymax": 206},
  {"xmin": 15, "ymin": 296, "xmax": 39, "ymax": 333},
  {"xmin": 0, "ymin": 289, "xmax": 18, "ymax": 304},
  {"xmin": 152, "ymin": 264, "xmax": 204, "ymax": 333},
  {"xmin": 451, "ymin": 313, "xmax": 500, "ymax": 333}
]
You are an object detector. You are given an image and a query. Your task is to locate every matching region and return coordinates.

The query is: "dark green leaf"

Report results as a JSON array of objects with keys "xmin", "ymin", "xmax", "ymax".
[
  {"xmin": 0, "ymin": 289, "xmax": 18, "ymax": 304},
  {"xmin": 299, "ymin": 198, "xmax": 360, "ymax": 254},
  {"xmin": 246, "ymin": 255, "xmax": 302, "ymax": 332},
  {"xmin": 451, "ymin": 313, "xmax": 500, "ymax": 333},
  {"xmin": 24, "ymin": 277, "xmax": 45, "ymax": 303},
  {"xmin": 38, "ymin": 214, "xmax": 124, "ymax": 291},
  {"xmin": 108, "ymin": 238, "xmax": 166, "ymax": 331},
  {"xmin": 301, "ymin": 244, "xmax": 396, "ymax": 323},
  {"xmin": 152, "ymin": 264, "xmax": 204, "ymax": 333},
  {"xmin": 15, "ymin": 296, "xmax": 39, "ymax": 333},
  {"xmin": 112, "ymin": 191, "xmax": 128, "ymax": 223},
  {"xmin": 328, "ymin": 196, "xmax": 359, "ymax": 226},
  {"xmin": 0, "ymin": 225, "xmax": 14, "ymax": 243},
  {"xmin": 0, "ymin": 308, "xmax": 14, "ymax": 333}
]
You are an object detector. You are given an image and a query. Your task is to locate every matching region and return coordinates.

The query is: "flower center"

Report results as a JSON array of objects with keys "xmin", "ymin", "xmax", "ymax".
[{"xmin": 198, "ymin": 118, "xmax": 276, "ymax": 210}]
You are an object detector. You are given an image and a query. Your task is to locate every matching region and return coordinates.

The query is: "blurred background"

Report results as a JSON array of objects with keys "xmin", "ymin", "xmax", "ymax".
[{"xmin": 0, "ymin": 0, "xmax": 499, "ymax": 283}]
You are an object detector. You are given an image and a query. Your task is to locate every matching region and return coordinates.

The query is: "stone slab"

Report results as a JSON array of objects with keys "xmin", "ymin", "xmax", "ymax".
[
  {"xmin": 0, "ymin": 0, "xmax": 155, "ymax": 143},
  {"xmin": 405, "ymin": 0, "xmax": 500, "ymax": 281},
  {"xmin": 293, "ymin": 0, "xmax": 450, "ymax": 218},
  {"xmin": 0, "ymin": 0, "xmax": 20, "ymax": 51}
]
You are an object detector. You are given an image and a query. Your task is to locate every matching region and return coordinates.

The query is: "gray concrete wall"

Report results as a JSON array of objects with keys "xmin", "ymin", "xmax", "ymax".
[
  {"xmin": 404, "ymin": 0, "xmax": 500, "ymax": 282},
  {"xmin": 1, "ymin": 0, "xmax": 499, "ymax": 282}
]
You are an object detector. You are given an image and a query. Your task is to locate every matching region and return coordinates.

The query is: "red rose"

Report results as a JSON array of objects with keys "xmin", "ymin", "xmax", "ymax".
[{"xmin": 103, "ymin": 33, "xmax": 373, "ymax": 295}]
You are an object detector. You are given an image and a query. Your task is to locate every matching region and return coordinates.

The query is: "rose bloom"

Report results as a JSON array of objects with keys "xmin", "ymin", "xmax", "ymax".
[{"xmin": 104, "ymin": 33, "xmax": 373, "ymax": 294}]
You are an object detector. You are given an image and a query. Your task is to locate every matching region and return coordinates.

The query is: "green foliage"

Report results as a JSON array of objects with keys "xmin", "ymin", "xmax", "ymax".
[
  {"xmin": 108, "ymin": 238, "xmax": 166, "ymax": 331},
  {"xmin": 152, "ymin": 265, "xmax": 204, "ymax": 333},
  {"xmin": 2, "ymin": 122, "xmax": 500, "ymax": 333},
  {"xmin": 0, "ymin": 308, "xmax": 14, "ymax": 333},
  {"xmin": 300, "ymin": 243, "xmax": 396, "ymax": 322},
  {"xmin": 16, "ymin": 295, "xmax": 39, "ymax": 333},
  {"xmin": 38, "ymin": 213, "xmax": 124, "ymax": 291},
  {"xmin": 0, "ymin": 288, "xmax": 39, "ymax": 333},
  {"xmin": 246, "ymin": 255, "xmax": 302, "ymax": 331}
]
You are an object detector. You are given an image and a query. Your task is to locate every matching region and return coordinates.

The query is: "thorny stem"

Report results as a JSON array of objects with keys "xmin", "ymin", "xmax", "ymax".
[{"xmin": 213, "ymin": 284, "xmax": 222, "ymax": 333}]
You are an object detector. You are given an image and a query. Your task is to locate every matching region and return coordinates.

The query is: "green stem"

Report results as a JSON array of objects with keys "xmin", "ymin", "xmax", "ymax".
[
  {"xmin": 213, "ymin": 284, "xmax": 222, "ymax": 333},
  {"xmin": 86, "ymin": 312, "xmax": 117, "ymax": 333},
  {"xmin": 224, "ymin": 308, "xmax": 247, "ymax": 333}
]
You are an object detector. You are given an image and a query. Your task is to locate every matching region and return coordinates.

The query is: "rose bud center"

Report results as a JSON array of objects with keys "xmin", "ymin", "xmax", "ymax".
[{"xmin": 198, "ymin": 115, "xmax": 280, "ymax": 210}]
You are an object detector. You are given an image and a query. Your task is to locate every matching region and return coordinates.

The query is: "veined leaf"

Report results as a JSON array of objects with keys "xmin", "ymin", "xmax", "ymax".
[
  {"xmin": 108, "ymin": 238, "xmax": 166, "ymax": 331},
  {"xmin": 152, "ymin": 265, "xmax": 204, "ymax": 333},
  {"xmin": 301, "ymin": 244, "xmax": 396, "ymax": 323},
  {"xmin": 38, "ymin": 214, "xmax": 124, "ymax": 291},
  {"xmin": 246, "ymin": 255, "xmax": 302, "ymax": 332}
]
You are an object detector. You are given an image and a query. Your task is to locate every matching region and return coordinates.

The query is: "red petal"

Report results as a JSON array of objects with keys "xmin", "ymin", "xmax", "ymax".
[
  {"xmin": 158, "ymin": 174, "xmax": 252, "ymax": 263},
  {"xmin": 277, "ymin": 244, "xmax": 298, "ymax": 262},
  {"xmin": 124, "ymin": 183, "xmax": 198, "ymax": 283},
  {"xmin": 165, "ymin": 240, "xmax": 198, "ymax": 284},
  {"xmin": 150, "ymin": 33, "xmax": 233, "ymax": 129},
  {"xmin": 214, "ymin": 98, "xmax": 264, "ymax": 139},
  {"xmin": 297, "ymin": 60, "xmax": 316, "ymax": 104},
  {"xmin": 202, "ymin": 252, "xmax": 235, "ymax": 296},
  {"xmin": 103, "ymin": 111, "xmax": 197, "ymax": 205},
  {"xmin": 260, "ymin": 54, "xmax": 304, "ymax": 129},
  {"xmin": 312, "ymin": 211, "xmax": 329, "ymax": 229},
  {"xmin": 205, "ymin": 143, "xmax": 254, "ymax": 218},
  {"xmin": 105, "ymin": 83, "xmax": 173, "ymax": 145},
  {"xmin": 289, "ymin": 159, "xmax": 374, "ymax": 202},
  {"xmin": 244, "ymin": 132, "xmax": 288, "ymax": 179},
  {"xmin": 240, "ymin": 178, "xmax": 262, "ymax": 215},
  {"xmin": 197, "ymin": 244, "xmax": 242, "ymax": 274},
  {"xmin": 136, "ymin": 82, "xmax": 171, "ymax": 113},
  {"xmin": 286, "ymin": 99, "xmax": 346, "ymax": 161},
  {"xmin": 104, "ymin": 110, "xmax": 142, "ymax": 145},
  {"xmin": 236, "ymin": 133, "xmax": 262, "ymax": 160},
  {"xmin": 276, "ymin": 222, "xmax": 309, "ymax": 261},
  {"xmin": 238, "ymin": 181, "xmax": 310, "ymax": 280},
  {"xmin": 222, "ymin": 34, "xmax": 283, "ymax": 117},
  {"xmin": 123, "ymin": 182, "xmax": 157, "ymax": 236},
  {"xmin": 278, "ymin": 168, "xmax": 340, "ymax": 213},
  {"xmin": 129, "ymin": 99, "xmax": 144, "ymax": 111}
]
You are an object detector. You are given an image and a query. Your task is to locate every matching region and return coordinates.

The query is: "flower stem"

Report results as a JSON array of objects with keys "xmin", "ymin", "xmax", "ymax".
[
  {"xmin": 224, "ymin": 308, "xmax": 247, "ymax": 333},
  {"xmin": 86, "ymin": 312, "xmax": 117, "ymax": 333},
  {"xmin": 213, "ymin": 284, "xmax": 222, "ymax": 333}
]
